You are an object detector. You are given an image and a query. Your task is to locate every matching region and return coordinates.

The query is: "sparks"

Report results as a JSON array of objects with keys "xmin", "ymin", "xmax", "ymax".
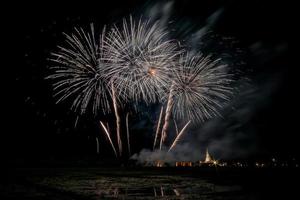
[
  {"xmin": 103, "ymin": 16, "xmax": 180, "ymax": 104},
  {"xmin": 171, "ymin": 53, "xmax": 234, "ymax": 123},
  {"xmin": 148, "ymin": 67, "xmax": 157, "ymax": 76},
  {"xmin": 47, "ymin": 24, "xmax": 111, "ymax": 115},
  {"xmin": 47, "ymin": 16, "xmax": 236, "ymax": 160}
]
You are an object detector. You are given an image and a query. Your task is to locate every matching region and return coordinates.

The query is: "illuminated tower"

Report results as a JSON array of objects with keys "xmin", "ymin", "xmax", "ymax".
[{"xmin": 204, "ymin": 148, "xmax": 212, "ymax": 163}]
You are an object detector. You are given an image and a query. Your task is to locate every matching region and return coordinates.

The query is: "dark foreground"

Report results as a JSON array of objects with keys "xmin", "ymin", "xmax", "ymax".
[{"xmin": 1, "ymin": 167, "xmax": 299, "ymax": 200}]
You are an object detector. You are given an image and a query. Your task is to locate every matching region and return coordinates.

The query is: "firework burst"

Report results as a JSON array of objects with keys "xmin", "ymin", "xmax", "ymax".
[
  {"xmin": 47, "ymin": 25, "xmax": 111, "ymax": 115},
  {"xmin": 103, "ymin": 16, "xmax": 180, "ymax": 104},
  {"xmin": 46, "ymin": 16, "xmax": 236, "ymax": 158},
  {"xmin": 172, "ymin": 53, "xmax": 234, "ymax": 123}
]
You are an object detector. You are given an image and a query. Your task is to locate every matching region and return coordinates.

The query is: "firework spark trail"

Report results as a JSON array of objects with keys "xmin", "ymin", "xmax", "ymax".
[
  {"xmin": 172, "ymin": 53, "xmax": 233, "ymax": 123},
  {"xmin": 100, "ymin": 121, "xmax": 118, "ymax": 157},
  {"xmin": 111, "ymin": 82, "xmax": 122, "ymax": 156},
  {"xmin": 74, "ymin": 116, "xmax": 79, "ymax": 128},
  {"xmin": 153, "ymin": 106, "xmax": 164, "ymax": 150},
  {"xmin": 47, "ymin": 24, "xmax": 111, "ymax": 115},
  {"xmin": 168, "ymin": 120, "xmax": 191, "ymax": 152},
  {"xmin": 103, "ymin": 16, "xmax": 179, "ymax": 104},
  {"xmin": 96, "ymin": 137, "xmax": 100, "ymax": 154},
  {"xmin": 160, "ymin": 83, "xmax": 175, "ymax": 150},
  {"xmin": 173, "ymin": 117, "xmax": 179, "ymax": 135},
  {"xmin": 126, "ymin": 113, "xmax": 131, "ymax": 156},
  {"xmin": 159, "ymin": 127, "xmax": 164, "ymax": 150},
  {"xmin": 106, "ymin": 122, "xmax": 110, "ymax": 133}
]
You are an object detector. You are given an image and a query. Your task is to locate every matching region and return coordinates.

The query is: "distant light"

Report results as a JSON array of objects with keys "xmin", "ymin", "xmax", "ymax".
[{"xmin": 148, "ymin": 67, "xmax": 157, "ymax": 76}]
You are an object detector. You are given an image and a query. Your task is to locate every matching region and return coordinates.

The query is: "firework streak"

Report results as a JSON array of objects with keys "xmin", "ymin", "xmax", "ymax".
[
  {"xmin": 111, "ymin": 82, "xmax": 122, "ymax": 156},
  {"xmin": 153, "ymin": 106, "xmax": 164, "ymax": 150},
  {"xmin": 100, "ymin": 121, "xmax": 118, "ymax": 157},
  {"xmin": 126, "ymin": 113, "xmax": 131, "ymax": 156},
  {"xmin": 168, "ymin": 120, "xmax": 191, "ymax": 152},
  {"xmin": 160, "ymin": 83, "xmax": 175, "ymax": 150},
  {"xmin": 96, "ymin": 137, "xmax": 99, "ymax": 154}
]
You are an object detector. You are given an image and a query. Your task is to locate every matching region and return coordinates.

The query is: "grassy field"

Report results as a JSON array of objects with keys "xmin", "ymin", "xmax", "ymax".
[{"xmin": 1, "ymin": 167, "xmax": 298, "ymax": 199}]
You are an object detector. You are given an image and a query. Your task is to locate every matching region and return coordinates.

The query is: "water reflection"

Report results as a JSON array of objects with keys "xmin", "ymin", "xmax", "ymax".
[
  {"xmin": 94, "ymin": 184, "xmax": 238, "ymax": 199},
  {"xmin": 173, "ymin": 188, "xmax": 180, "ymax": 196},
  {"xmin": 92, "ymin": 176, "xmax": 242, "ymax": 199}
]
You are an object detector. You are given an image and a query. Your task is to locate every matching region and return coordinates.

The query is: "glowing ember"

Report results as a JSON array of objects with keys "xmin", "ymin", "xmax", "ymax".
[{"xmin": 148, "ymin": 67, "xmax": 157, "ymax": 76}]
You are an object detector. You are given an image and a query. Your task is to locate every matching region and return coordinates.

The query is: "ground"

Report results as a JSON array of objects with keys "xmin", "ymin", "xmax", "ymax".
[{"xmin": 1, "ymin": 167, "xmax": 298, "ymax": 199}]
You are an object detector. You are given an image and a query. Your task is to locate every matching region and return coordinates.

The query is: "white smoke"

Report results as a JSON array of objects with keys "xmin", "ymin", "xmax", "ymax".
[
  {"xmin": 132, "ymin": 76, "xmax": 280, "ymax": 163},
  {"xmin": 129, "ymin": 1, "xmax": 282, "ymax": 163},
  {"xmin": 131, "ymin": 143, "xmax": 201, "ymax": 165}
]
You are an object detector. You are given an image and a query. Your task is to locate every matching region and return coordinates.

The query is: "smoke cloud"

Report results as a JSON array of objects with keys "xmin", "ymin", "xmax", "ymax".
[
  {"xmin": 130, "ymin": 1, "xmax": 284, "ymax": 163},
  {"xmin": 131, "ymin": 76, "xmax": 280, "ymax": 163},
  {"xmin": 131, "ymin": 143, "xmax": 200, "ymax": 165}
]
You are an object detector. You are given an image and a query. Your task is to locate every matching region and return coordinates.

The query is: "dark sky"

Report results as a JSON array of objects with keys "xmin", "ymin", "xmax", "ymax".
[{"xmin": 3, "ymin": 0, "xmax": 294, "ymax": 164}]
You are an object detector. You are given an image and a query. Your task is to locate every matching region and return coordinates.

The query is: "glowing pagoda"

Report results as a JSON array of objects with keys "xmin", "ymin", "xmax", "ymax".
[
  {"xmin": 199, "ymin": 148, "xmax": 217, "ymax": 166},
  {"xmin": 204, "ymin": 148, "xmax": 213, "ymax": 163}
]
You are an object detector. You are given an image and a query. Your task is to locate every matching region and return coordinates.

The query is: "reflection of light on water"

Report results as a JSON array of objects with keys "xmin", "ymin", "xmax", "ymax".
[
  {"xmin": 92, "ymin": 181, "xmax": 243, "ymax": 199},
  {"xmin": 153, "ymin": 187, "xmax": 157, "ymax": 197},
  {"xmin": 160, "ymin": 186, "xmax": 164, "ymax": 197},
  {"xmin": 93, "ymin": 179, "xmax": 241, "ymax": 199},
  {"xmin": 96, "ymin": 185, "xmax": 183, "ymax": 198},
  {"xmin": 173, "ymin": 188, "xmax": 180, "ymax": 196},
  {"xmin": 113, "ymin": 187, "xmax": 119, "ymax": 198}
]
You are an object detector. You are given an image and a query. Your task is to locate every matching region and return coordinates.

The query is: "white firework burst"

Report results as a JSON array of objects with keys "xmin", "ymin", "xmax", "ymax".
[
  {"xmin": 47, "ymin": 25, "xmax": 111, "ymax": 115},
  {"xmin": 172, "ymin": 52, "xmax": 234, "ymax": 123},
  {"xmin": 103, "ymin": 16, "xmax": 180, "ymax": 104}
]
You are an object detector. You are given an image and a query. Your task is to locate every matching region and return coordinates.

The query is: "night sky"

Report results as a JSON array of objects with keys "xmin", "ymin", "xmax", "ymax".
[{"xmin": 3, "ymin": 0, "xmax": 294, "ymax": 165}]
